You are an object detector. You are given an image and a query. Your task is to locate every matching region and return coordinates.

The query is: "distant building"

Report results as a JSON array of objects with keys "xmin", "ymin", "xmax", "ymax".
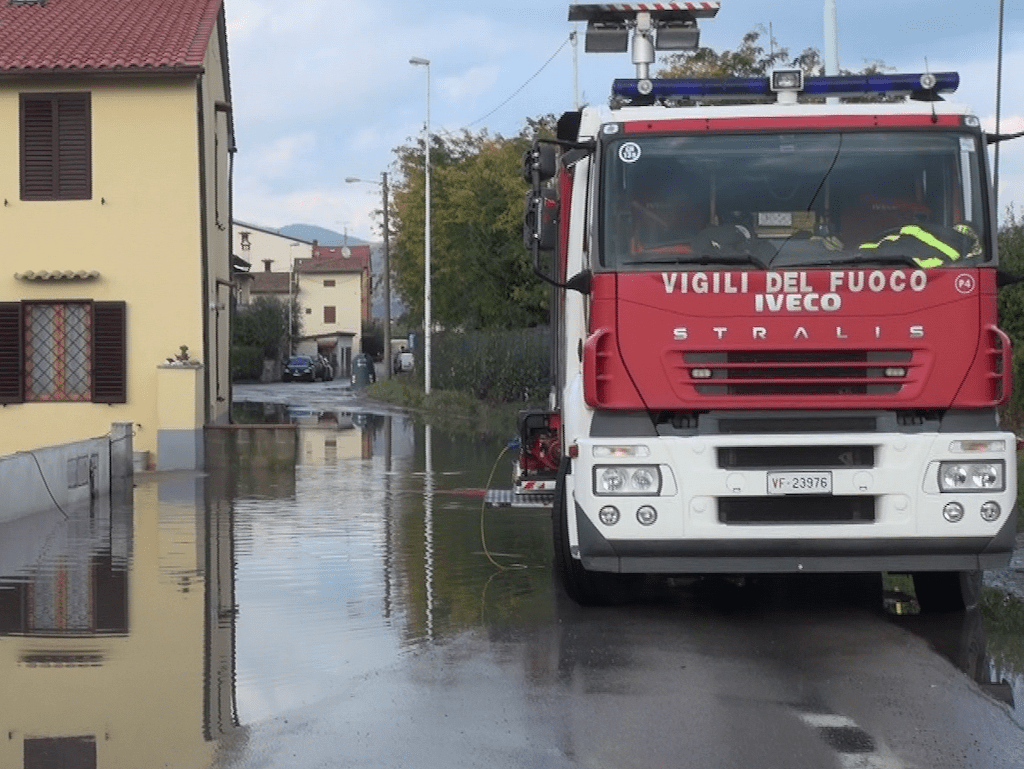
[
  {"xmin": 236, "ymin": 222, "xmax": 368, "ymax": 378},
  {"xmin": 0, "ymin": 0, "xmax": 234, "ymax": 471}
]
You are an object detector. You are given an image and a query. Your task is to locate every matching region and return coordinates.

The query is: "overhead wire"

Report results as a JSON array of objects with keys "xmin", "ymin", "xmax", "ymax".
[{"xmin": 466, "ymin": 33, "xmax": 574, "ymax": 128}]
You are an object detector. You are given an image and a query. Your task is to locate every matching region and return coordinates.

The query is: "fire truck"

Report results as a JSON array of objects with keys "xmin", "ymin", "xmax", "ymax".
[{"xmin": 512, "ymin": 2, "xmax": 1020, "ymax": 609}]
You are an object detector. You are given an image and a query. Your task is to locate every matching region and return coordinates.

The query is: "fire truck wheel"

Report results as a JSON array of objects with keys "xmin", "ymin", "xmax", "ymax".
[
  {"xmin": 912, "ymin": 570, "xmax": 982, "ymax": 613},
  {"xmin": 551, "ymin": 461, "xmax": 634, "ymax": 606}
]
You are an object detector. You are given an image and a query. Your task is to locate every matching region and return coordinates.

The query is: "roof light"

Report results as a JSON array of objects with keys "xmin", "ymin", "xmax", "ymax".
[
  {"xmin": 611, "ymin": 71, "xmax": 959, "ymax": 104},
  {"xmin": 771, "ymin": 69, "xmax": 804, "ymax": 91}
]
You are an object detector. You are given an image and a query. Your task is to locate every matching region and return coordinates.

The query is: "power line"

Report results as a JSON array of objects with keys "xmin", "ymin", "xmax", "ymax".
[{"xmin": 467, "ymin": 34, "xmax": 574, "ymax": 128}]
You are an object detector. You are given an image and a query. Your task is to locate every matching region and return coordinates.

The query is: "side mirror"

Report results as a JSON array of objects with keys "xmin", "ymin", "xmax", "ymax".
[
  {"xmin": 522, "ymin": 143, "xmax": 557, "ymax": 184},
  {"xmin": 523, "ymin": 189, "xmax": 559, "ymax": 252}
]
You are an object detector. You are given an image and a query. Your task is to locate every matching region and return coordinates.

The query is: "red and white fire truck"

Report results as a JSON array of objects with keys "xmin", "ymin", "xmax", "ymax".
[{"xmin": 513, "ymin": 2, "xmax": 1019, "ymax": 608}]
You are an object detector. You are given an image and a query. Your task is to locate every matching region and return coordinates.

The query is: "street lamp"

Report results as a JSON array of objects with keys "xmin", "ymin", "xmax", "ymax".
[
  {"xmin": 288, "ymin": 242, "xmax": 301, "ymax": 356},
  {"xmin": 346, "ymin": 173, "xmax": 392, "ymax": 379},
  {"xmin": 409, "ymin": 55, "xmax": 431, "ymax": 395}
]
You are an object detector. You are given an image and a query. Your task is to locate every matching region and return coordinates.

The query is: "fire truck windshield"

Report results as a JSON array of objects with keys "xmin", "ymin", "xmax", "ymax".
[{"xmin": 600, "ymin": 130, "xmax": 989, "ymax": 271}]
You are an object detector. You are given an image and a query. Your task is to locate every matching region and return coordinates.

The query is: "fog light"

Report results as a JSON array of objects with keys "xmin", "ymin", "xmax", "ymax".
[
  {"xmin": 884, "ymin": 367, "xmax": 907, "ymax": 377},
  {"xmin": 980, "ymin": 501, "xmax": 1002, "ymax": 522},
  {"xmin": 691, "ymin": 368, "xmax": 712, "ymax": 379},
  {"xmin": 943, "ymin": 501, "xmax": 965, "ymax": 522},
  {"xmin": 636, "ymin": 505, "xmax": 658, "ymax": 526},
  {"xmin": 598, "ymin": 505, "xmax": 620, "ymax": 526}
]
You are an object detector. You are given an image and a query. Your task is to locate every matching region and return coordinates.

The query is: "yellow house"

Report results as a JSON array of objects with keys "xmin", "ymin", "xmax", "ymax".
[
  {"xmin": 0, "ymin": 0, "xmax": 234, "ymax": 470},
  {"xmin": 296, "ymin": 244, "xmax": 371, "ymax": 378},
  {"xmin": 240, "ymin": 226, "xmax": 369, "ymax": 380}
]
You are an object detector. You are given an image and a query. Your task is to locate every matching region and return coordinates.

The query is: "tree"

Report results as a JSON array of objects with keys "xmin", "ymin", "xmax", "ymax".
[
  {"xmin": 658, "ymin": 27, "xmax": 898, "ymax": 103},
  {"xmin": 232, "ymin": 295, "xmax": 300, "ymax": 360},
  {"xmin": 658, "ymin": 27, "xmax": 792, "ymax": 79},
  {"xmin": 996, "ymin": 208, "xmax": 1024, "ymax": 425},
  {"xmin": 389, "ymin": 118, "xmax": 556, "ymax": 331}
]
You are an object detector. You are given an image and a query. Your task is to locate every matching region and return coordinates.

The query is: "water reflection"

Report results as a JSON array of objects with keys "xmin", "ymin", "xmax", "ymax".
[{"xmin": 1, "ymin": 404, "xmax": 1021, "ymax": 767}]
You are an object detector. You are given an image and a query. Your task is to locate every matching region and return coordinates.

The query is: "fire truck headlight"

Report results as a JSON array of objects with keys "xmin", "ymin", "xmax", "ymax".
[
  {"xmin": 943, "ymin": 501, "xmax": 965, "ymax": 522},
  {"xmin": 594, "ymin": 465, "xmax": 662, "ymax": 495},
  {"xmin": 980, "ymin": 501, "xmax": 1002, "ymax": 522},
  {"xmin": 938, "ymin": 461, "xmax": 1005, "ymax": 492},
  {"xmin": 598, "ymin": 506, "xmax": 621, "ymax": 526},
  {"xmin": 636, "ymin": 506, "xmax": 658, "ymax": 526}
]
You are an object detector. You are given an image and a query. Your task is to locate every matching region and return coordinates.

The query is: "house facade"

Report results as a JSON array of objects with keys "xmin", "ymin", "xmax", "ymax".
[
  {"xmin": 0, "ymin": 0, "xmax": 233, "ymax": 470},
  {"xmin": 236, "ymin": 222, "xmax": 368, "ymax": 379}
]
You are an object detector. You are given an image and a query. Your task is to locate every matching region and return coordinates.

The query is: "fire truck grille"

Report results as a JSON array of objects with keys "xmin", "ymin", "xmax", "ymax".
[
  {"xmin": 718, "ymin": 496, "xmax": 876, "ymax": 524},
  {"xmin": 684, "ymin": 349, "xmax": 914, "ymax": 396},
  {"xmin": 717, "ymin": 445, "xmax": 875, "ymax": 469}
]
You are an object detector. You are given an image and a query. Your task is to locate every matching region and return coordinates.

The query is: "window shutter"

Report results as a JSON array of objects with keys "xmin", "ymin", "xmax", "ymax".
[
  {"xmin": 20, "ymin": 93, "xmax": 91, "ymax": 201},
  {"xmin": 92, "ymin": 302, "xmax": 126, "ymax": 403},
  {"xmin": 57, "ymin": 95, "xmax": 91, "ymax": 199},
  {"xmin": 21, "ymin": 97, "xmax": 55, "ymax": 200},
  {"xmin": 0, "ymin": 303, "xmax": 23, "ymax": 404}
]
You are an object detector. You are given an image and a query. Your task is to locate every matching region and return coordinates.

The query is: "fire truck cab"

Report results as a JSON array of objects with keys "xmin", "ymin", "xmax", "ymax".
[{"xmin": 513, "ymin": 2, "xmax": 1019, "ymax": 609}]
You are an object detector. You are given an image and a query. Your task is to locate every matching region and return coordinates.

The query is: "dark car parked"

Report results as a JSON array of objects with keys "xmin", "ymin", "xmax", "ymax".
[{"xmin": 282, "ymin": 354, "xmax": 327, "ymax": 382}]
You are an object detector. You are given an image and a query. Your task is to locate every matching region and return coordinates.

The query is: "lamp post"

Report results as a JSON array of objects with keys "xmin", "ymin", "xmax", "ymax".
[
  {"xmin": 409, "ymin": 55, "xmax": 432, "ymax": 395},
  {"xmin": 288, "ymin": 242, "xmax": 301, "ymax": 356},
  {"xmin": 346, "ymin": 172, "xmax": 392, "ymax": 379}
]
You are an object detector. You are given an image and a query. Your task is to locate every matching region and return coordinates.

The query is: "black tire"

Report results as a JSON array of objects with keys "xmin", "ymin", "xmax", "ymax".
[
  {"xmin": 913, "ymin": 570, "xmax": 982, "ymax": 613},
  {"xmin": 551, "ymin": 461, "xmax": 632, "ymax": 606}
]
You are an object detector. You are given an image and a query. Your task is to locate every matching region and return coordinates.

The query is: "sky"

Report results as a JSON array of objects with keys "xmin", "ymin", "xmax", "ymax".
[{"xmin": 225, "ymin": 0, "xmax": 1024, "ymax": 241}]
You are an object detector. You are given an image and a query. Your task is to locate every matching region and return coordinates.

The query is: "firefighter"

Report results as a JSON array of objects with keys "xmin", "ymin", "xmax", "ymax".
[
  {"xmin": 859, "ymin": 222, "xmax": 982, "ymax": 267},
  {"xmin": 630, "ymin": 162, "xmax": 710, "ymax": 252}
]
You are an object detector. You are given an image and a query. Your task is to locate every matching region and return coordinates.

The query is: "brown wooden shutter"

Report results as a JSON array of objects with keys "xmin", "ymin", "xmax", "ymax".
[
  {"xmin": 57, "ymin": 95, "xmax": 91, "ymax": 199},
  {"xmin": 92, "ymin": 302, "xmax": 126, "ymax": 403},
  {"xmin": 21, "ymin": 96, "xmax": 55, "ymax": 200},
  {"xmin": 0, "ymin": 303, "xmax": 24, "ymax": 404},
  {"xmin": 20, "ymin": 93, "xmax": 91, "ymax": 201}
]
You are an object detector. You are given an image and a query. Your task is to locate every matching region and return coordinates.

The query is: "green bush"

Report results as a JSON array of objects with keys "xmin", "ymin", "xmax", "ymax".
[
  {"xmin": 430, "ymin": 327, "xmax": 550, "ymax": 403},
  {"xmin": 231, "ymin": 344, "xmax": 264, "ymax": 382}
]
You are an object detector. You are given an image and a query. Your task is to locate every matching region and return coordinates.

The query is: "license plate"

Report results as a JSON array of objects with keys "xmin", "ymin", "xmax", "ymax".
[{"xmin": 766, "ymin": 471, "xmax": 833, "ymax": 495}]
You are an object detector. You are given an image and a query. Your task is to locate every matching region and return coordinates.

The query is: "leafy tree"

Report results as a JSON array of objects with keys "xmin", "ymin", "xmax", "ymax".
[
  {"xmin": 997, "ymin": 208, "xmax": 1024, "ymax": 424},
  {"xmin": 389, "ymin": 118, "xmax": 555, "ymax": 331},
  {"xmin": 658, "ymin": 27, "xmax": 898, "ymax": 103},
  {"xmin": 658, "ymin": 27, "xmax": 792, "ymax": 79},
  {"xmin": 232, "ymin": 295, "xmax": 299, "ymax": 360}
]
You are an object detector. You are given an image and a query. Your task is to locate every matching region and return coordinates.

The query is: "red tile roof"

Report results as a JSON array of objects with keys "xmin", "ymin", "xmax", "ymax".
[
  {"xmin": 0, "ymin": 0, "xmax": 223, "ymax": 75},
  {"xmin": 248, "ymin": 272, "xmax": 290, "ymax": 295},
  {"xmin": 300, "ymin": 245, "xmax": 370, "ymax": 273}
]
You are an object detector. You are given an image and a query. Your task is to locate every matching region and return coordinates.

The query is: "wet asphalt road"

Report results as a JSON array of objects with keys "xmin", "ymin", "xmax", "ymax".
[
  {"xmin": 2, "ymin": 379, "xmax": 1023, "ymax": 768},
  {"xmin": 215, "ymin": 381, "xmax": 1024, "ymax": 768}
]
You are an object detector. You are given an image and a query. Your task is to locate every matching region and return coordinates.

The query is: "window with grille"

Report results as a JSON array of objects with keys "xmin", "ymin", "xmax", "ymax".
[
  {"xmin": 20, "ymin": 92, "xmax": 92, "ymax": 201},
  {"xmin": 0, "ymin": 302, "xmax": 125, "ymax": 404},
  {"xmin": 26, "ymin": 303, "xmax": 91, "ymax": 401}
]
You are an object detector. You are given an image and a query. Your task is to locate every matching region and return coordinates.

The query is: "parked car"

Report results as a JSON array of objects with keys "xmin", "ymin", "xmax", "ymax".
[
  {"xmin": 393, "ymin": 350, "xmax": 414, "ymax": 374},
  {"xmin": 282, "ymin": 354, "xmax": 327, "ymax": 382}
]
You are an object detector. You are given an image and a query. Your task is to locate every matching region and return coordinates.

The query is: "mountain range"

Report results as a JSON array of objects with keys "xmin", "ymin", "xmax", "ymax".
[{"xmin": 277, "ymin": 223, "xmax": 367, "ymax": 247}]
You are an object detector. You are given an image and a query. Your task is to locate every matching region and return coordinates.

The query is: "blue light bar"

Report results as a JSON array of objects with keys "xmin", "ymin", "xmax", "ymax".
[{"xmin": 612, "ymin": 72, "xmax": 959, "ymax": 102}]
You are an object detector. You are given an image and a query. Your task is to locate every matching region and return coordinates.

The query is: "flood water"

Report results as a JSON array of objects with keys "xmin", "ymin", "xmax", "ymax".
[{"xmin": 2, "ymin": 392, "xmax": 1024, "ymax": 768}]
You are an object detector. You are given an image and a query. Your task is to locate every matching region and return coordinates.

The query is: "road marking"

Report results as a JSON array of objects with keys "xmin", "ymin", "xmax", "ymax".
[{"xmin": 797, "ymin": 709, "xmax": 906, "ymax": 769}]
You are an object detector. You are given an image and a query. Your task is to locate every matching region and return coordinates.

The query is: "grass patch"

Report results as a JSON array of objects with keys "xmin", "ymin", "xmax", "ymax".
[
  {"xmin": 365, "ymin": 375, "xmax": 542, "ymax": 441},
  {"xmin": 980, "ymin": 587, "xmax": 1024, "ymax": 674}
]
